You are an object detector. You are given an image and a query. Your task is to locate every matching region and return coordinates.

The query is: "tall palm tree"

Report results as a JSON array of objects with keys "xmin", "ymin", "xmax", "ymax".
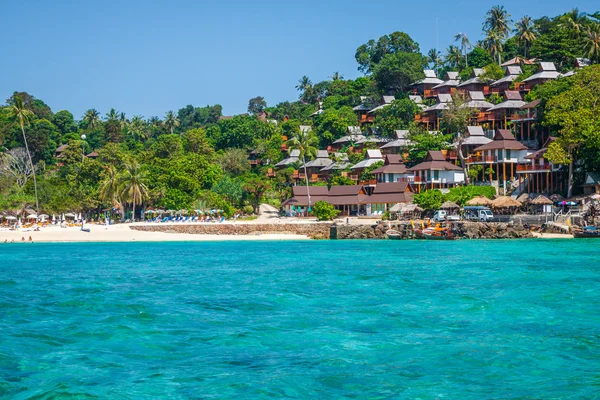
[
  {"xmin": 5, "ymin": 96, "xmax": 39, "ymax": 212},
  {"xmin": 427, "ymin": 49, "xmax": 442, "ymax": 74},
  {"xmin": 119, "ymin": 161, "xmax": 149, "ymax": 222},
  {"xmin": 514, "ymin": 16, "xmax": 537, "ymax": 57},
  {"xmin": 106, "ymin": 108, "xmax": 119, "ymax": 121},
  {"xmin": 99, "ymin": 165, "xmax": 124, "ymax": 220},
  {"xmin": 561, "ymin": 8, "xmax": 588, "ymax": 32},
  {"xmin": 483, "ymin": 5, "xmax": 512, "ymax": 38},
  {"xmin": 119, "ymin": 112, "xmax": 127, "ymax": 129},
  {"xmin": 127, "ymin": 115, "xmax": 148, "ymax": 141},
  {"xmin": 164, "ymin": 111, "xmax": 180, "ymax": 134},
  {"xmin": 295, "ymin": 76, "xmax": 312, "ymax": 92},
  {"xmin": 445, "ymin": 45, "xmax": 462, "ymax": 69},
  {"xmin": 483, "ymin": 30, "xmax": 504, "ymax": 65},
  {"xmin": 83, "ymin": 109, "xmax": 101, "ymax": 129},
  {"xmin": 454, "ymin": 32, "xmax": 472, "ymax": 66},
  {"xmin": 329, "ymin": 72, "xmax": 343, "ymax": 81},
  {"xmin": 584, "ymin": 26, "xmax": 600, "ymax": 64},
  {"xmin": 286, "ymin": 126, "xmax": 318, "ymax": 210}
]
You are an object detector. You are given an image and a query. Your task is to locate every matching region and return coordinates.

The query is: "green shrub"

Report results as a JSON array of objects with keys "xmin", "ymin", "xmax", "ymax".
[
  {"xmin": 313, "ymin": 201, "xmax": 340, "ymax": 221},
  {"xmin": 242, "ymin": 205, "xmax": 254, "ymax": 215}
]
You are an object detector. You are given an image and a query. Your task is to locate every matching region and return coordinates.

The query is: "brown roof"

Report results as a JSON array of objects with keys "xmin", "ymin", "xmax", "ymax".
[
  {"xmin": 328, "ymin": 185, "xmax": 365, "ymax": 196},
  {"xmin": 521, "ymin": 99, "xmax": 540, "ymax": 109},
  {"xmin": 363, "ymin": 181, "xmax": 412, "ymax": 204},
  {"xmin": 504, "ymin": 91, "xmax": 522, "ymax": 100},
  {"xmin": 56, "ymin": 144, "xmax": 69, "ymax": 152},
  {"xmin": 281, "ymin": 195, "xmax": 328, "ymax": 207},
  {"xmin": 373, "ymin": 181, "xmax": 410, "ymax": 194},
  {"xmin": 474, "ymin": 130, "xmax": 528, "ymax": 151},
  {"xmin": 291, "ymin": 186, "xmax": 329, "ymax": 197},
  {"xmin": 371, "ymin": 154, "xmax": 407, "ymax": 174},
  {"xmin": 408, "ymin": 151, "xmax": 462, "ymax": 171}
]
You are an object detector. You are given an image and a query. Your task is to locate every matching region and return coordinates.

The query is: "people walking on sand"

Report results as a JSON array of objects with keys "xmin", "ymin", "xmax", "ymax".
[
  {"xmin": 28, "ymin": 236, "xmax": 33, "ymax": 242},
  {"xmin": 21, "ymin": 236, "xmax": 25, "ymax": 242}
]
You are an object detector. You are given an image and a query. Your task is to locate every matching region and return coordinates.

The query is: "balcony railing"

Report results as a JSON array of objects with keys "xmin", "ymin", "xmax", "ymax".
[
  {"xmin": 467, "ymin": 155, "xmax": 497, "ymax": 163},
  {"xmin": 360, "ymin": 179, "xmax": 377, "ymax": 185},
  {"xmin": 424, "ymin": 89, "xmax": 436, "ymax": 98},
  {"xmin": 266, "ymin": 168, "xmax": 276, "ymax": 177},
  {"xmin": 510, "ymin": 112, "xmax": 537, "ymax": 121},
  {"xmin": 516, "ymin": 164, "xmax": 551, "ymax": 172},
  {"xmin": 477, "ymin": 112, "xmax": 490, "ymax": 123},
  {"xmin": 309, "ymin": 174, "xmax": 319, "ymax": 183},
  {"xmin": 413, "ymin": 176, "xmax": 424, "ymax": 183},
  {"xmin": 249, "ymin": 159, "xmax": 261, "ymax": 165}
]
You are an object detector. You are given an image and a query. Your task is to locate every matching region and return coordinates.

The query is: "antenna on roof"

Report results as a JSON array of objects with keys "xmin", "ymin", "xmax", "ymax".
[{"xmin": 436, "ymin": 18, "xmax": 439, "ymax": 75}]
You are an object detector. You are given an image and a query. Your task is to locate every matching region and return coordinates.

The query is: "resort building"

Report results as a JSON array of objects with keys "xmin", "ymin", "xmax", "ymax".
[
  {"xmin": 353, "ymin": 97, "xmax": 373, "ymax": 125},
  {"xmin": 431, "ymin": 71, "xmax": 460, "ymax": 98},
  {"xmin": 410, "ymin": 70, "xmax": 444, "ymax": 96},
  {"xmin": 408, "ymin": 150, "xmax": 465, "ymax": 190},
  {"xmin": 301, "ymin": 150, "xmax": 332, "ymax": 182},
  {"xmin": 327, "ymin": 185, "xmax": 368, "ymax": 216},
  {"xmin": 365, "ymin": 181, "xmax": 412, "ymax": 216},
  {"xmin": 489, "ymin": 66, "xmax": 522, "ymax": 95},
  {"xmin": 380, "ymin": 130, "xmax": 412, "ymax": 155},
  {"xmin": 371, "ymin": 154, "xmax": 410, "ymax": 183},
  {"xmin": 455, "ymin": 126, "xmax": 492, "ymax": 158},
  {"xmin": 484, "ymin": 91, "xmax": 527, "ymax": 130},
  {"xmin": 350, "ymin": 149, "xmax": 384, "ymax": 175},
  {"xmin": 517, "ymin": 62, "xmax": 561, "ymax": 93},
  {"xmin": 517, "ymin": 137, "xmax": 562, "ymax": 194},
  {"xmin": 274, "ymin": 149, "xmax": 300, "ymax": 169},
  {"xmin": 418, "ymin": 93, "xmax": 452, "ymax": 130},
  {"xmin": 457, "ymin": 68, "xmax": 485, "ymax": 93},
  {"xmin": 319, "ymin": 153, "xmax": 352, "ymax": 178},
  {"xmin": 281, "ymin": 186, "xmax": 329, "ymax": 216},
  {"xmin": 366, "ymin": 96, "xmax": 395, "ymax": 119},
  {"xmin": 331, "ymin": 127, "xmax": 365, "ymax": 151},
  {"xmin": 583, "ymin": 172, "xmax": 600, "ymax": 195}
]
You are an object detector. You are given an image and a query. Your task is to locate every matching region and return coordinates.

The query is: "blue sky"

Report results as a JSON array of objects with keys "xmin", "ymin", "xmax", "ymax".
[{"xmin": 1, "ymin": 0, "xmax": 597, "ymax": 119}]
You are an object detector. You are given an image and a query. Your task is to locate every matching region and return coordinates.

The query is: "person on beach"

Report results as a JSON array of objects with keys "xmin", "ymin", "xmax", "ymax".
[
  {"xmin": 21, "ymin": 236, "xmax": 25, "ymax": 242},
  {"xmin": 28, "ymin": 236, "xmax": 33, "ymax": 242}
]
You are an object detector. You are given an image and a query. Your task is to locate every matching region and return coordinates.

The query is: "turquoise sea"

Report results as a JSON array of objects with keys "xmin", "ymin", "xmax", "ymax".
[{"xmin": 0, "ymin": 240, "xmax": 599, "ymax": 399}]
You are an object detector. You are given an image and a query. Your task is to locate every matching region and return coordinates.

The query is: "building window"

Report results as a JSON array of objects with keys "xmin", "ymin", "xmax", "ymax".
[
  {"xmin": 434, "ymin": 170, "xmax": 439, "ymax": 180},
  {"xmin": 506, "ymin": 149, "xmax": 511, "ymax": 159},
  {"xmin": 498, "ymin": 149, "xmax": 503, "ymax": 160}
]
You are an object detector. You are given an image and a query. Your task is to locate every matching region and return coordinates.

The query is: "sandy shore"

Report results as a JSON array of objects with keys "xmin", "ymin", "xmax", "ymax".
[{"xmin": 0, "ymin": 223, "xmax": 310, "ymax": 243}]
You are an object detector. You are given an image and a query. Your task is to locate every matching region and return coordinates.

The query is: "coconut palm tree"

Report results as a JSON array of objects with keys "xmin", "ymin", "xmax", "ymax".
[
  {"xmin": 286, "ymin": 126, "xmax": 318, "ymax": 210},
  {"xmin": 454, "ymin": 32, "xmax": 472, "ymax": 66},
  {"xmin": 106, "ymin": 108, "xmax": 119, "ymax": 121},
  {"xmin": 445, "ymin": 45, "xmax": 462, "ymax": 69},
  {"xmin": 329, "ymin": 72, "xmax": 344, "ymax": 81},
  {"xmin": 483, "ymin": 5, "xmax": 512, "ymax": 38},
  {"xmin": 5, "ymin": 96, "xmax": 39, "ymax": 212},
  {"xmin": 427, "ymin": 49, "xmax": 442, "ymax": 74},
  {"xmin": 513, "ymin": 16, "xmax": 537, "ymax": 57},
  {"xmin": 483, "ymin": 30, "xmax": 504, "ymax": 65},
  {"xmin": 99, "ymin": 165, "xmax": 124, "ymax": 220},
  {"xmin": 560, "ymin": 8, "xmax": 588, "ymax": 32},
  {"xmin": 164, "ymin": 111, "xmax": 180, "ymax": 134},
  {"xmin": 127, "ymin": 115, "xmax": 148, "ymax": 141},
  {"xmin": 295, "ymin": 76, "xmax": 312, "ymax": 92},
  {"xmin": 119, "ymin": 161, "xmax": 149, "ymax": 222},
  {"xmin": 83, "ymin": 109, "xmax": 101, "ymax": 129},
  {"xmin": 584, "ymin": 26, "xmax": 600, "ymax": 64}
]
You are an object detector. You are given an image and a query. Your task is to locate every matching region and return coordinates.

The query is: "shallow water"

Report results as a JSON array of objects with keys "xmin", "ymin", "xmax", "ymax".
[{"xmin": 0, "ymin": 240, "xmax": 599, "ymax": 399}]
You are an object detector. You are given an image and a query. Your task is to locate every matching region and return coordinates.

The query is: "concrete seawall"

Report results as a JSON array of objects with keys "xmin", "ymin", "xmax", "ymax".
[{"xmin": 131, "ymin": 223, "xmax": 332, "ymax": 239}]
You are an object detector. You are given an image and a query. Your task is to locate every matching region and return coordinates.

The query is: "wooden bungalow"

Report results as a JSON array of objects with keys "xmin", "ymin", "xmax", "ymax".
[
  {"xmin": 301, "ymin": 150, "xmax": 332, "ymax": 182},
  {"xmin": 380, "ymin": 130, "xmax": 412, "ymax": 155},
  {"xmin": 517, "ymin": 137, "xmax": 562, "ymax": 194},
  {"xmin": 407, "ymin": 150, "xmax": 465, "ymax": 191},
  {"xmin": 486, "ymin": 91, "xmax": 527, "ymax": 130},
  {"xmin": 371, "ymin": 154, "xmax": 410, "ymax": 183},
  {"xmin": 457, "ymin": 68, "xmax": 486, "ymax": 93},
  {"xmin": 366, "ymin": 96, "xmax": 395, "ymax": 118},
  {"xmin": 489, "ymin": 66, "xmax": 522, "ymax": 95},
  {"xmin": 431, "ymin": 71, "xmax": 460, "ymax": 97},
  {"xmin": 350, "ymin": 149, "xmax": 384, "ymax": 178},
  {"xmin": 517, "ymin": 62, "xmax": 561, "ymax": 93},
  {"xmin": 353, "ymin": 96, "xmax": 373, "ymax": 125},
  {"xmin": 419, "ymin": 93, "xmax": 452, "ymax": 130},
  {"xmin": 364, "ymin": 181, "xmax": 413, "ymax": 216},
  {"xmin": 274, "ymin": 149, "xmax": 300, "ymax": 169},
  {"xmin": 281, "ymin": 186, "xmax": 329, "ymax": 216},
  {"xmin": 410, "ymin": 70, "xmax": 444, "ymax": 96},
  {"xmin": 319, "ymin": 153, "xmax": 352, "ymax": 178},
  {"xmin": 455, "ymin": 126, "xmax": 492, "ymax": 159},
  {"xmin": 462, "ymin": 91, "xmax": 495, "ymax": 126},
  {"xmin": 583, "ymin": 172, "xmax": 600, "ymax": 195},
  {"xmin": 469, "ymin": 130, "xmax": 531, "ymax": 193},
  {"xmin": 409, "ymin": 95, "xmax": 426, "ymax": 110},
  {"xmin": 86, "ymin": 151, "xmax": 99, "ymax": 159},
  {"xmin": 501, "ymin": 56, "xmax": 537, "ymax": 68},
  {"xmin": 511, "ymin": 99, "xmax": 542, "ymax": 147},
  {"xmin": 330, "ymin": 126, "xmax": 365, "ymax": 151},
  {"xmin": 249, "ymin": 150, "xmax": 262, "ymax": 167},
  {"xmin": 55, "ymin": 144, "xmax": 68, "ymax": 158},
  {"xmin": 328, "ymin": 185, "xmax": 368, "ymax": 216}
]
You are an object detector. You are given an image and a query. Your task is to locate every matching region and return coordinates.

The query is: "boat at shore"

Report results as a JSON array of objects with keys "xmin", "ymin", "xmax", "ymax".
[
  {"xmin": 386, "ymin": 230, "xmax": 402, "ymax": 240},
  {"xmin": 421, "ymin": 226, "xmax": 457, "ymax": 240},
  {"xmin": 572, "ymin": 226, "xmax": 600, "ymax": 238}
]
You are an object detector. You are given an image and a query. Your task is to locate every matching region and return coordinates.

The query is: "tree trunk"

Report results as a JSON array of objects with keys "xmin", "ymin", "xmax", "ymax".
[
  {"xmin": 498, "ymin": 53, "xmax": 501, "ymax": 65},
  {"xmin": 133, "ymin": 202, "xmax": 136, "ymax": 223},
  {"xmin": 457, "ymin": 140, "xmax": 470, "ymax": 185},
  {"xmin": 303, "ymin": 155, "xmax": 311, "ymax": 215},
  {"xmin": 20, "ymin": 125, "xmax": 39, "ymax": 213},
  {"xmin": 119, "ymin": 202, "xmax": 125, "ymax": 222},
  {"xmin": 567, "ymin": 157, "xmax": 574, "ymax": 198}
]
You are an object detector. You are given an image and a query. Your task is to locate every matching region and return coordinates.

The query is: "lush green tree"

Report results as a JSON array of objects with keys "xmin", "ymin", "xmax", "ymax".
[
  {"xmin": 467, "ymin": 46, "xmax": 494, "ymax": 68},
  {"xmin": 212, "ymin": 175, "xmax": 244, "ymax": 205},
  {"xmin": 412, "ymin": 189, "xmax": 444, "ymax": 211},
  {"xmin": 82, "ymin": 109, "xmax": 101, "ymax": 130},
  {"xmin": 514, "ymin": 16, "xmax": 537, "ymax": 57},
  {"xmin": 119, "ymin": 161, "xmax": 149, "ymax": 220},
  {"xmin": 99, "ymin": 165, "xmax": 124, "ymax": 219},
  {"xmin": 406, "ymin": 128, "xmax": 452, "ymax": 165},
  {"xmin": 314, "ymin": 106, "xmax": 358, "ymax": 146},
  {"xmin": 248, "ymin": 96, "xmax": 267, "ymax": 115},
  {"xmin": 444, "ymin": 185, "xmax": 496, "ymax": 206},
  {"xmin": 355, "ymin": 31, "xmax": 420, "ymax": 74},
  {"xmin": 445, "ymin": 45, "xmax": 463, "ymax": 69},
  {"xmin": 52, "ymin": 110, "xmax": 77, "ymax": 135},
  {"xmin": 373, "ymin": 98, "xmax": 419, "ymax": 136},
  {"xmin": 442, "ymin": 92, "xmax": 474, "ymax": 184},
  {"xmin": 164, "ymin": 111, "xmax": 180, "ymax": 134},
  {"xmin": 243, "ymin": 174, "xmax": 271, "ymax": 213},
  {"xmin": 183, "ymin": 128, "xmax": 214, "ymax": 157},
  {"xmin": 479, "ymin": 63, "xmax": 505, "ymax": 82},
  {"xmin": 313, "ymin": 201, "xmax": 340, "ymax": 221},
  {"xmin": 218, "ymin": 148, "xmax": 250, "ymax": 176},
  {"xmin": 6, "ymin": 92, "xmax": 53, "ymax": 120},
  {"xmin": 372, "ymin": 52, "xmax": 426, "ymax": 92}
]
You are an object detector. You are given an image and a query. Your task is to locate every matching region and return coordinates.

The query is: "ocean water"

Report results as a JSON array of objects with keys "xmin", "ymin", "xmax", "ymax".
[{"xmin": 0, "ymin": 240, "xmax": 599, "ymax": 399}]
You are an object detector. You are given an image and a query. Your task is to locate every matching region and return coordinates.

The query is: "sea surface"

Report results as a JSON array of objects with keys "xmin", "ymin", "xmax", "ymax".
[{"xmin": 0, "ymin": 240, "xmax": 599, "ymax": 399}]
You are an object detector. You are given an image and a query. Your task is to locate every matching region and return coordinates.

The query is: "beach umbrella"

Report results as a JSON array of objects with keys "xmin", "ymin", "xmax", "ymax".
[
  {"xmin": 466, "ymin": 196, "xmax": 493, "ymax": 206},
  {"xmin": 5, "ymin": 216, "xmax": 16, "ymax": 220},
  {"xmin": 440, "ymin": 201, "xmax": 460, "ymax": 210},
  {"xmin": 567, "ymin": 201, "xmax": 577, "ymax": 206},
  {"xmin": 26, "ymin": 214, "xmax": 38, "ymax": 219},
  {"xmin": 516, "ymin": 193, "xmax": 530, "ymax": 204},
  {"xmin": 144, "ymin": 210, "xmax": 155, "ymax": 214},
  {"xmin": 531, "ymin": 195, "xmax": 553, "ymax": 205}
]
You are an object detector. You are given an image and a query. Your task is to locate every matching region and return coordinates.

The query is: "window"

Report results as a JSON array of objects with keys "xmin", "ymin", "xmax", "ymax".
[
  {"xmin": 498, "ymin": 149, "xmax": 503, "ymax": 160},
  {"xmin": 506, "ymin": 149, "xmax": 511, "ymax": 159},
  {"xmin": 434, "ymin": 170, "xmax": 439, "ymax": 180},
  {"xmin": 427, "ymin": 170, "xmax": 431, "ymax": 180}
]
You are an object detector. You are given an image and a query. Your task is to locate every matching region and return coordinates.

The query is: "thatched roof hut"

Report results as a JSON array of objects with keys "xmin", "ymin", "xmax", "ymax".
[
  {"xmin": 492, "ymin": 196, "xmax": 522, "ymax": 208},
  {"xmin": 390, "ymin": 203, "xmax": 423, "ymax": 214},
  {"xmin": 550, "ymin": 194, "xmax": 563, "ymax": 202},
  {"xmin": 440, "ymin": 201, "xmax": 460, "ymax": 210},
  {"xmin": 466, "ymin": 196, "xmax": 493, "ymax": 206},
  {"xmin": 517, "ymin": 193, "xmax": 530, "ymax": 204},
  {"xmin": 531, "ymin": 195, "xmax": 553, "ymax": 205}
]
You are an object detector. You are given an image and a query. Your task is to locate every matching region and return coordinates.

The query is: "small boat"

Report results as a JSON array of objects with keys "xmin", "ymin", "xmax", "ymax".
[
  {"xmin": 386, "ymin": 229, "xmax": 402, "ymax": 240},
  {"xmin": 573, "ymin": 226, "xmax": 600, "ymax": 238},
  {"xmin": 422, "ymin": 227, "xmax": 457, "ymax": 240}
]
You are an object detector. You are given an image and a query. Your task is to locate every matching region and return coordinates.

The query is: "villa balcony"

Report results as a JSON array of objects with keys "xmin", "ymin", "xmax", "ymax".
[
  {"xmin": 516, "ymin": 164, "xmax": 552, "ymax": 173},
  {"xmin": 467, "ymin": 155, "xmax": 497, "ymax": 164},
  {"xmin": 477, "ymin": 112, "xmax": 490, "ymax": 123},
  {"xmin": 424, "ymin": 89, "xmax": 436, "ymax": 98},
  {"xmin": 360, "ymin": 114, "xmax": 375, "ymax": 123},
  {"xmin": 360, "ymin": 179, "xmax": 377, "ymax": 186},
  {"xmin": 413, "ymin": 176, "xmax": 424, "ymax": 183},
  {"xmin": 249, "ymin": 159, "xmax": 261, "ymax": 166}
]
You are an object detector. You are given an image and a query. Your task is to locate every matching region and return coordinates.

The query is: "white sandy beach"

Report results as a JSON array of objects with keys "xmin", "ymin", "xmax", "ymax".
[{"xmin": 0, "ymin": 223, "xmax": 311, "ymax": 243}]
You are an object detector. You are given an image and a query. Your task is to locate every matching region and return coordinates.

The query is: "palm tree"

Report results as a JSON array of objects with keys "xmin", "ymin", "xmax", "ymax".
[
  {"xmin": 119, "ymin": 112, "xmax": 127, "ymax": 129},
  {"xmin": 483, "ymin": 30, "xmax": 504, "ymax": 65},
  {"xmin": 83, "ymin": 109, "xmax": 101, "ymax": 129},
  {"xmin": 127, "ymin": 115, "xmax": 148, "ymax": 141},
  {"xmin": 427, "ymin": 49, "xmax": 442, "ymax": 74},
  {"xmin": 329, "ymin": 72, "xmax": 344, "ymax": 81},
  {"xmin": 99, "ymin": 165, "xmax": 124, "ymax": 220},
  {"xmin": 584, "ymin": 26, "xmax": 600, "ymax": 63},
  {"xmin": 445, "ymin": 45, "xmax": 462, "ymax": 69},
  {"xmin": 5, "ymin": 96, "xmax": 39, "ymax": 212},
  {"xmin": 513, "ymin": 16, "xmax": 537, "ymax": 57},
  {"xmin": 286, "ymin": 126, "xmax": 318, "ymax": 210},
  {"xmin": 483, "ymin": 5, "xmax": 512, "ymax": 38},
  {"xmin": 164, "ymin": 111, "xmax": 180, "ymax": 134},
  {"xmin": 106, "ymin": 108, "xmax": 119, "ymax": 121},
  {"xmin": 295, "ymin": 76, "xmax": 312, "ymax": 92},
  {"xmin": 454, "ymin": 32, "xmax": 472, "ymax": 66},
  {"xmin": 561, "ymin": 8, "xmax": 588, "ymax": 32},
  {"xmin": 119, "ymin": 161, "xmax": 149, "ymax": 222}
]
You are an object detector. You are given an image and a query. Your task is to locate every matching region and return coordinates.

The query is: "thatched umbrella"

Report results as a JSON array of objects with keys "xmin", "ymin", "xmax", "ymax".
[
  {"xmin": 466, "ymin": 196, "xmax": 493, "ymax": 206},
  {"xmin": 440, "ymin": 201, "xmax": 460, "ymax": 210},
  {"xmin": 492, "ymin": 196, "xmax": 522, "ymax": 208},
  {"xmin": 550, "ymin": 194, "xmax": 563, "ymax": 202},
  {"xmin": 531, "ymin": 195, "xmax": 553, "ymax": 205}
]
